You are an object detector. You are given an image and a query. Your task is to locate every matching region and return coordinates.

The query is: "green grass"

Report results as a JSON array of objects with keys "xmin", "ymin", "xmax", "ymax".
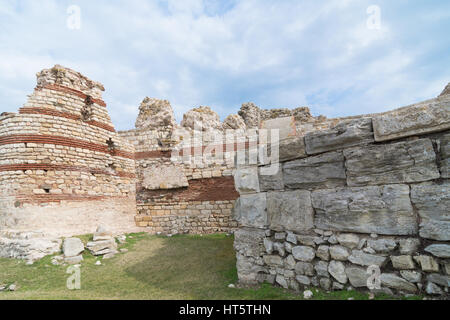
[{"xmin": 0, "ymin": 233, "xmax": 422, "ymax": 300}]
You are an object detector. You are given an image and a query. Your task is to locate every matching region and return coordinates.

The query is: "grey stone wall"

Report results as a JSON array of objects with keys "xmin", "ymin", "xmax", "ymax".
[{"xmin": 233, "ymin": 89, "xmax": 450, "ymax": 297}]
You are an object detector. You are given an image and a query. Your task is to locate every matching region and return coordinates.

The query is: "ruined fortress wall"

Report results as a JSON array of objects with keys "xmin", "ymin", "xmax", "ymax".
[
  {"xmin": 233, "ymin": 92, "xmax": 450, "ymax": 296},
  {"xmin": 0, "ymin": 66, "xmax": 137, "ymax": 238},
  {"xmin": 118, "ymin": 103, "xmax": 241, "ymax": 234}
]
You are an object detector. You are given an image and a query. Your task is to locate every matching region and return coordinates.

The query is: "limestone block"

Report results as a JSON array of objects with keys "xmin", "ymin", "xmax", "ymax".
[
  {"xmin": 345, "ymin": 267, "xmax": 369, "ymax": 288},
  {"xmin": 440, "ymin": 133, "xmax": 450, "ymax": 178},
  {"xmin": 234, "ymin": 166, "xmax": 260, "ymax": 195},
  {"xmin": 344, "ymin": 139, "xmax": 440, "ymax": 186},
  {"xmin": 292, "ymin": 246, "xmax": 315, "ymax": 262},
  {"xmin": 267, "ymin": 190, "xmax": 314, "ymax": 233},
  {"xmin": 366, "ymin": 239, "xmax": 397, "ymax": 253},
  {"xmin": 329, "ymin": 245, "xmax": 350, "ymax": 261},
  {"xmin": 63, "ymin": 238, "xmax": 84, "ymax": 257},
  {"xmin": 426, "ymin": 274, "xmax": 450, "ymax": 287},
  {"xmin": 372, "ymin": 95, "xmax": 450, "ymax": 142},
  {"xmin": 379, "ymin": 273, "xmax": 417, "ymax": 293},
  {"xmin": 236, "ymin": 253, "xmax": 266, "ymax": 284},
  {"xmin": 315, "ymin": 261, "xmax": 330, "ymax": 278},
  {"xmin": 400, "ymin": 271, "xmax": 422, "ymax": 283},
  {"xmin": 142, "ymin": 164, "xmax": 188, "ymax": 190},
  {"xmin": 312, "ymin": 185, "xmax": 417, "ymax": 235},
  {"xmin": 398, "ymin": 238, "xmax": 420, "ymax": 255},
  {"xmin": 328, "ymin": 260, "xmax": 348, "ymax": 284},
  {"xmin": 413, "ymin": 256, "xmax": 440, "ymax": 272},
  {"xmin": 259, "ymin": 135, "xmax": 307, "ymax": 164},
  {"xmin": 283, "ymin": 151, "xmax": 346, "ymax": 190},
  {"xmin": 336, "ymin": 233, "xmax": 360, "ymax": 249},
  {"xmin": 260, "ymin": 116, "xmax": 297, "ymax": 141},
  {"xmin": 390, "ymin": 256, "xmax": 416, "ymax": 270},
  {"xmin": 259, "ymin": 164, "xmax": 284, "ymax": 192},
  {"xmin": 234, "ymin": 193, "xmax": 268, "ymax": 229},
  {"xmin": 424, "ymin": 244, "xmax": 450, "ymax": 258},
  {"xmin": 294, "ymin": 261, "xmax": 315, "ymax": 276},
  {"xmin": 305, "ymin": 118, "xmax": 374, "ymax": 155},
  {"xmin": 348, "ymin": 250, "xmax": 388, "ymax": 267},
  {"xmin": 410, "ymin": 182, "xmax": 450, "ymax": 240}
]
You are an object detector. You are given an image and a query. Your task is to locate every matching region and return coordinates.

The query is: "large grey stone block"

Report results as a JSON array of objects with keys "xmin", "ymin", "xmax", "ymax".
[
  {"xmin": 440, "ymin": 133, "xmax": 450, "ymax": 178},
  {"xmin": 372, "ymin": 95, "xmax": 450, "ymax": 142},
  {"xmin": 312, "ymin": 185, "xmax": 417, "ymax": 235},
  {"xmin": 259, "ymin": 165, "xmax": 284, "ymax": 191},
  {"xmin": 345, "ymin": 266, "xmax": 370, "ymax": 288},
  {"xmin": 283, "ymin": 151, "xmax": 346, "ymax": 190},
  {"xmin": 424, "ymin": 244, "xmax": 450, "ymax": 258},
  {"xmin": 410, "ymin": 182, "xmax": 450, "ymax": 241},
  {"xmin": 267, "ymin": 190, "xmax": 314, "ymax": 233},
  {"xmin": 305, "ymin": 118, "xmax": 374, "ymax": 155},
  {"xmin": 260, "ymin": 135, "xmax": 307, "ymax": 164},
  {"xmin": 234, "ymin": 193, "xmax": 268, "ymax": 229},
  {"xmin": 234, "ymin": 166, "xmax": 260, "ymax": 195},
  {"xmin": 380, "ymin": 273, "xmax": 417, "ymax": 293},
  {"xmin": 344, "ymin": 139, "xmax": 440, "ymax": 186}
]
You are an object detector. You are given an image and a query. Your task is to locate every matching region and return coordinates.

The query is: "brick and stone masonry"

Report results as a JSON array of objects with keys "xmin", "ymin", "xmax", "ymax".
[
  {"xmin": 232, "ymin": 87, "xmax": 450, "ymax": 297},
  {"xmin": 0, "ymin": 65, "xmax": 449, "ymax": 297}
]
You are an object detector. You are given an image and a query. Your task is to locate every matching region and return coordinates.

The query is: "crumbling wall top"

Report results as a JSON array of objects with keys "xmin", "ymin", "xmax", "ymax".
[{"xmin": 36, "ymin": 65, "xmax": 105, "ymax": 100}]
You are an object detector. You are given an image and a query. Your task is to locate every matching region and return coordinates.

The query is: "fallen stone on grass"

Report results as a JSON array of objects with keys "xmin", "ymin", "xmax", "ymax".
[
  {"xmin": 87, "ymin": 226, "xmax": 118, "ymax": 259},
  {"xmin": 303, "ymin": 290, "xmax": 313, "ymax": 299}
]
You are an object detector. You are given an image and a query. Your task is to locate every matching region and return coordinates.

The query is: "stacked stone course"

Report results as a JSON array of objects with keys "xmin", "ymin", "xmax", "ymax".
[{"xmin": 233, "ymin": 88, "xmax": 450, "ymax": 297}]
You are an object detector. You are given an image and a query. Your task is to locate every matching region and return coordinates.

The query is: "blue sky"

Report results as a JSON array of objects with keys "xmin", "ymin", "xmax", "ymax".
[{"xmin": 1, "ymin": 0, "xmax": 449, "ymax": 131}]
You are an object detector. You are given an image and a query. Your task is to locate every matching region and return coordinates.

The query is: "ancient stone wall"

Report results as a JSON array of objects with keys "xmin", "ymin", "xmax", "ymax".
[
  {"xmin": 233, "ymin": 90, "xmax": 450, "ymax": 297},
  {"xmin": 0, "ymin": 65, "xmax": 137, "ymax": 242}
]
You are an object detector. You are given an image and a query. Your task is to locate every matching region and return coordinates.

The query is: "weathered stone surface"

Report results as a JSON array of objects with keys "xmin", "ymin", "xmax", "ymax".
[
  {"xmin": 234, "ymin": 228, "xmax": 266, "ymax": 258},
  {"xmin": 320, "ymin": 277, "xmax": 331, "ymax": 290},
  {"xmin": 305, "ymin": 118, "xmax": 374, "ymax": 155},
  {"xmin": 238, "ymin": 102, "xmax": 260, "ymax": 128},
  {"xmin": 283, "ymin": 152, "xmax": 346, "ymax": 190},
  {"xmin": 295, "ymin": 261, "xmax": 315, "ymax": 276},
  {"xmin": 181, "ymin": 106, "xmax": 222, "ymax": 131},
  {"xmin": 261, "ymin": 116, "xmax": 297, "ymax": 141},
  {"xmin": 296, "ymin": 275, "xmax": 311, "ymax": 286},
  {"xmin": 315, "ymin": 261, "xmax": 329, "ymax": 278},
  {"xmin": 274, "ymin": 232, "xmax": 286, "ymax": 240},
  {"xmin": 344, "ymin": 139, "xmax": 440, "ymax": 186},
  {"xmin": 367, "ymin": 239, "xmax": 397, "ymax": 253},
  {"xmin": 400, "ymin": 271, "xmax": 422, "ymax": 283},
  {"xmin": 336, "ymin": 234, "xmax": 360, "ymax": 249},
  {"xmin": 234, "ymin": 167, "xmax": 260, "ymax": 195},
  {"xmin": 64, "ymin": 255, "xmax": 83, "ymax": 264},
  {"xmin": 297, "ymin": 235, "xmax": 316, "ymax": 247},
  {"xmin": 391, "ymin": 256, "xmax": 416, "ymax": 270},
  {"xmin": 236, "ymin": 253, "xmax": 266, "ymax": 284},
  {"xmin": 445, "ymin": 263, "xmax": 450, "ymax": 275},
  {"xmin": 285, "ymin": 254, "xmax": 296, "ymax": 269},
  {"xmin": 413, "ymin": 256, "xmax": 440, "ymax": 272},
  {"xmin": 273, "ymin": 242, "xmax": 286, "ymax": 257},
  {"xmin": 267, "ymin": 190, "xmax": 314, "ymax": 233},
  {"xmin": 234, "ymin": 193, "xmax": 267, "ymax": 229},
  {"xmin": 312, "ymin": 185, "xmax": 417, "ymax": 235},
  {"xmin": 286, "ymin": 233, "xmax": 298, "ymax": 245},
  {"xmin": 278, "ymin": 136, "xmax": 307, "ymax": 162},
  {"xmin": 142, "ymin": 164, "xmax": 188, "ymax": 190},
  {"xmin": 292, "ymin": 246, "xmax": 315, "ymax": 262},
  {"xmin": 329, "ymin": 245, "xmax": 350, "ymax": 261},
  {"xmin": 259, "ymin": 165, "xmax": 284, "ymax": 191},
  {"xmin": 440, "ymin": 133, "xmax": 450, "ymax": 178},
  {"xmin": 348, "ymin": 250, "xmax": 388, "ymax": 267},
  {"xmin": 398, "ymin": 238, "xmax": 421, "ymax": 255},
  {"xmin": 316, "ymin": 245, "xmax": 330, "ymax": 261},
  {"xmin": 328, "ymin": 261, "xmax": 348, "ymax": 284},
  {"xmin": 426, "ymin": 274, "xmax": 450, "ymax": 287},
  {"xmin": 263, "ymin": 255, "xmax": 283, "ymax": 267},
  {"xmin": 86, "ymin": 238, "xmax": 117, "ymax": 256},
  {"xmin": 411, "ymin": 183, "xmax": 450, "ymax": 241},
  {"xmin": 135, "ymin": 97, "xmax": 176, "ymax": 129},
  {"xmin": 426, "ymin": 282, "xmax": 443, "ymax": 295},
  {"xmin": 424, "ymin": 244, "xmax": 450, "ymax": 258},
  {"xmin": 372, "ymin": 95, "xmax": 450, "ymax": 142},
  {"xmin": 380, "ymin": 273, "xmax": 417, "ymax": 293},
  {"xmin": 63, "ymin": 238, "xmax": 84, "ymax": 257},
  {"xmin": 345, "ymin": 267, "xmax": 369, "ymax": 288},
  {"xmin": 222, "ymin": 114, "xmax": 246, "ymax": 130},
  {"xmin": 263, "ymin": 238, "xmax": 273, "ymax": 254}
]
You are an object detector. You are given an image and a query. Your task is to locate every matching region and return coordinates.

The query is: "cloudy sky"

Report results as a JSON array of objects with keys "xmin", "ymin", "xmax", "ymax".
[{"xmin": 1, "ymin": 0, "xmax": 449, "ymax": 130}]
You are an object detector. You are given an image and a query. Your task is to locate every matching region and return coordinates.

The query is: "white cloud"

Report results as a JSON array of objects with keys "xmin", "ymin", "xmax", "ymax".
[{"xmin": 0, "ymin": 0, "xmax": 449, "ymax": 130}]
